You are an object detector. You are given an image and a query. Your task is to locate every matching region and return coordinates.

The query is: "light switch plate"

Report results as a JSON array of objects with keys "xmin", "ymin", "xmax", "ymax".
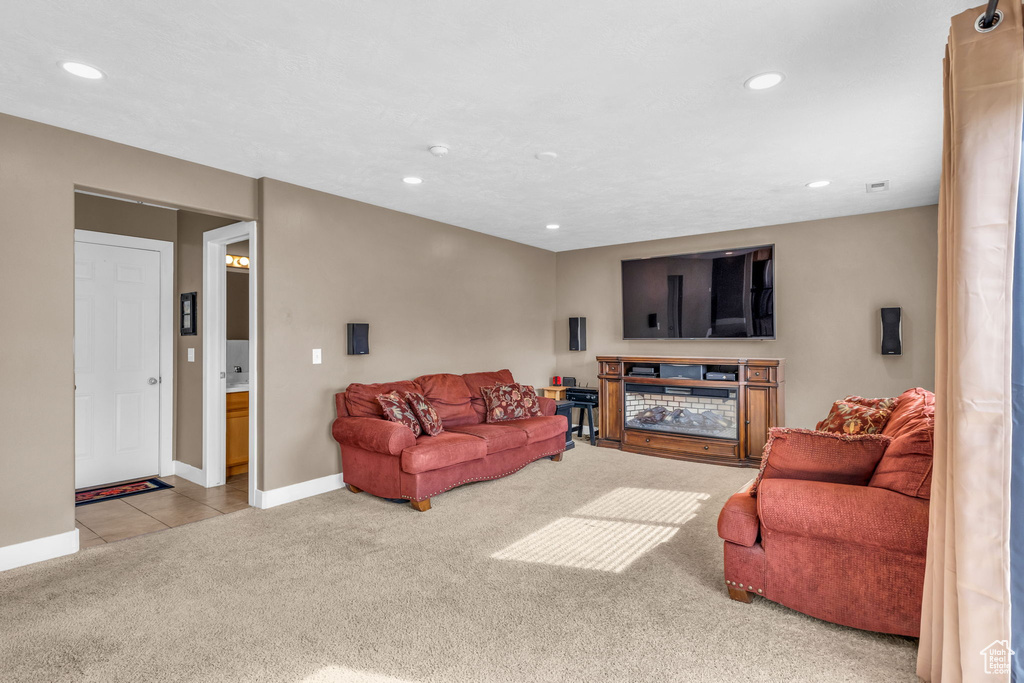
[
  {"xmin": 188, "ymin": 348, "xmax": 195, "ymax": 362},
  {"xmin": 312, "ymin": 348, "xmax": 322, "ymax": 365}
]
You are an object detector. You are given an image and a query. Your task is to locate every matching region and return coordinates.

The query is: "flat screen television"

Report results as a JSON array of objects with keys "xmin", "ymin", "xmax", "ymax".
[{"xmin": 621, "ymin": 244, "xmax": 774, "ymax": 340}]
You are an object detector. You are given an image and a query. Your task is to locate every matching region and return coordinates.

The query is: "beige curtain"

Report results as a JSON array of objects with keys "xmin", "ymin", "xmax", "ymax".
[{"xmin": 919, "ymin": 3, "xmax": 1021, "ymax": 682}]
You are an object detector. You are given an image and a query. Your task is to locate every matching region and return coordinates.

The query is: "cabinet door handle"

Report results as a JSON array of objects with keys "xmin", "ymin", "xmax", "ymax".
[
  {"xmin": 645, "ymin": 438, "xmax": 650, "ymax": 443},
  {"xmin": 703, "ymin": 445, "xmax": 709, "ymax": 451}
]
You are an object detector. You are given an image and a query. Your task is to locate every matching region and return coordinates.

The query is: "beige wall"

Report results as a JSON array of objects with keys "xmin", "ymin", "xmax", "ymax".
[
  {"xmin": 0, "ymin": 113, "xmax": 256, "ymax": 549},
  {"xmin": 554, "ymin": 206, "xmax": 938, "ymax": 428},
  {"xmin": 174, "ymin": 211, "xmax": 239, "ymax": 468},
  {"xmin": 258, "ymin": 179, "xmax": 557, "ymax": 490},
  {"xmin": 227, "ymin": 272, "xmax": 250, "ymax": 341},
  {"xmin": 74, "ymin": 193, "xmax": 178, "ymax": 243}
]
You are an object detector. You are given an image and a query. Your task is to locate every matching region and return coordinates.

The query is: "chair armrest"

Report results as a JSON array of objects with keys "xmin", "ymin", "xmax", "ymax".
[
  {"xmin": 331, "ymin": 417, "xmax": 416, "ymax": 456},
  {"xmin": 718, "ymin": 482, "xmax": 760, "ymax": 547},
  {"xmin": 537, "ymin": 396, "xmax": 557, "ymax": 416},
  {"xmin": 757, "ymin": 479, "xmax": 929, "ymax": 554}
]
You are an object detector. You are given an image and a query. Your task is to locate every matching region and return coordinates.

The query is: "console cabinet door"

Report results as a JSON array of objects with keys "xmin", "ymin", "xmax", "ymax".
[
  {"xmin": 601, "ymin": 380, "xmax": 623, "ymax": 442},
  {"xmin": 744, "ymin": 386, "xmax": 771, "ymax": 460}
]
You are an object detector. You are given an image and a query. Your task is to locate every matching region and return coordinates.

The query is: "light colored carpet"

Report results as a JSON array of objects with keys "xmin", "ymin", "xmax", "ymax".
[{"xmin": 0, "ymin": 440, "xmax": 918, "ymax": 682}]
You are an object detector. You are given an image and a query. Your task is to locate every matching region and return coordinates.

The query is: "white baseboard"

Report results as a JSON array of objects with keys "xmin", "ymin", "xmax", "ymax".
[
  {"xmin": 0, "ymin": 529, "xmax": 79, "ymax": 572},
  {"xmin": 253, "ymin": 473, "xmax": 344, "ymax": 510},
  {"xmin": 173, "ymin": 460, "xmax": 206, "ymax": 486}
]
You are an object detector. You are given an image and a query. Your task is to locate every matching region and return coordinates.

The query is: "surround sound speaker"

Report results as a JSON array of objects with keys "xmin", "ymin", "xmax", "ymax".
[
  {"xmin": 347, "ymin": 323, "xmax": 369, "ymax": 355},
  {"xmin": 569, "ymin": 317, "xmax": 587, "ymax": 351},
  {"xmin": 880, "ymin": 307, "xmax": 902, "ymax": 356}
]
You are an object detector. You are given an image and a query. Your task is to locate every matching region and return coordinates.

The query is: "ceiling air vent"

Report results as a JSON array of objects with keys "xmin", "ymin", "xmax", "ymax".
[{"xmin": 866, "ymin": 180, "xmax": 890, "ymax": 193}]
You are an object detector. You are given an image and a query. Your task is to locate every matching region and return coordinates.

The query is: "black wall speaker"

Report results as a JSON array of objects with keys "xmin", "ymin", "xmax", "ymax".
[
  {"xmin": 347, "ymin": 323, "xmax": 369, "ymax": 355},
  {"xmin": 880, "ymin": 307, "xmax": 902, "ymax": 356},
  {"xmin": 569, "ymin": 317, "xmax": 587, "ymax": 351}
]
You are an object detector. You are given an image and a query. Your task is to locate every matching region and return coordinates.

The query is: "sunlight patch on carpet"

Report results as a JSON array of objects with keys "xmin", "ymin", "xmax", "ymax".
[
  {"xmin": 297, "ymin": 665, "xmax": 420, "ymax": 683},
  {"xmin": 491, "ymin": 517, "xmax": 678, "ymax": 573},
  {"xmin": 572, "ymin": 487, "xmax": 710, "ymax": 525}
]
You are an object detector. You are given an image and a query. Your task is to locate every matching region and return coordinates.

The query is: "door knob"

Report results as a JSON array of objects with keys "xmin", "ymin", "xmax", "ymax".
[{"xmin": 148, "ymin": 377, "xmax": 158, "ymax": 385}]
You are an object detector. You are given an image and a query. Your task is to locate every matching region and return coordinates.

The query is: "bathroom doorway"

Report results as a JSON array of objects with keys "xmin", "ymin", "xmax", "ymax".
[
  {"xmin": 202, "ymin": 221, "xmax": 259, "ymax": 506},
  {"xmin": 225, "ymin": 241, "xmax": 251, "ymax": 480}
]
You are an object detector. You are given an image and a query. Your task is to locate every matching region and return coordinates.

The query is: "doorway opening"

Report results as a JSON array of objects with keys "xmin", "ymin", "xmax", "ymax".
[{"xmin": 72, "ymin": 191, "xmax": 258, "ymax": 547}]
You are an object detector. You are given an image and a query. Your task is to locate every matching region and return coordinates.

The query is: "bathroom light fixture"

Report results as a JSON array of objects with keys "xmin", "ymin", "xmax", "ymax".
[
  {"xmin": 61, "ymin": 61, "xmax": 104, "ymax": 79},
  {"xmin": 546, "ymin": 224, "xmax": 560, "ymax": 230},
  {"xmin": 403, "ymin": 177, "xmax": 423, "ymax": 184},
  {"xmin": 238, "ymin": 257, "xmax": 250, "ymax": 267},
  {"xmin": 806, "ymin": 180, "xmax": 831, "ymax": 188},
  {"xmin": 225, "ymin": 255, "xmax": 234, "ymax": 265},
  {"xmin": 226, "ymin": 255, "xmax": 250, "ymax": 269},
  {"xmin": 744, "ymin": 72, "xmax": 784, "ymax": 90}
]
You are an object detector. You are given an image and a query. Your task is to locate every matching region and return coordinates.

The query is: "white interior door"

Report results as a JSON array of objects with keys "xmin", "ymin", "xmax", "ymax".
[{"xmin": 75, "ymin": 241, "xmax": 162, "ymax": 488}]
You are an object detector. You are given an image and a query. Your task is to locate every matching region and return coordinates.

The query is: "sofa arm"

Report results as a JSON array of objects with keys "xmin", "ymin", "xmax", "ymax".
[
  {"xmin": 758, "ymin": 479, "xmax": 929, "ymax": 554},
  {"xmin": 332, "ymin": 417, "xmax": 416, "ymax": 456},
  {"xmin": 718, "ymin": 481, "xmax": 759, "ymax": 547},
  {"xmin": 537, "ymin": 396, "xmax": 557, "ymax": 416}
]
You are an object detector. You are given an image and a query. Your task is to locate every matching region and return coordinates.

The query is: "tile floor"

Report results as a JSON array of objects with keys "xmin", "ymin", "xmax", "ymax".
[{"xmin": 75, "ymin": 473, "xmax": 250, "ymax": 547}]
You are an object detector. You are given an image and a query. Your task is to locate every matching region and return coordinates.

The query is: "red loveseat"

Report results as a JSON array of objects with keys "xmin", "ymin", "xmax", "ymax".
[
  {"xmin": 717, "ymin": 388, "xmax": 934, "ymax": 636},
  {"xmin": 332, "ymin": 369, "xmax": 568, "ymax": 511}
]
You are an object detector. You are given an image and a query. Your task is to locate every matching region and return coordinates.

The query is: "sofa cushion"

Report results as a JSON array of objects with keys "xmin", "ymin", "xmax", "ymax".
[
  {"xmin": 481, "ymin": 383, "xmax": 543, "ymax": 423},
  {"xmin": 750, "ymin": 427, "xmax": 891, "ymax": 497},
  {"xmin": 400, "ymin": 432, "xmax": 487, "ymax": 474},
  {"xmin": 869, "ymin": 427, "xmax": 934, "ymax": 499},
  {"xmin": 816, "ymin": 399, "xmax": 894, "ymax": 435},
  {"xmin": 376, "ymin": 392, "xmax": 421, "ymax": 437},
  {"xmin": 463, "ymin": 369, "xmax": 515, "ymax": 421},
  {"xmin": 413, "ymin": 373, "xmax": 477, "ymax": 427},
  {"xmin": 346, "ymin": 380, "xmax": 419, "ymax": 418},
  {"xmin": 445, "ymin": 422, "xmax": 529, "ymax": 454},
  {"xmin": 499, "ymin": 415, "xmax": 567, "ymax": 444},
  {"xmin": 881, "ymin": 388, "xmax": 935, "ymax": 439},
  {"xmin": 403, "ymin": 391, "xmax": 444, "ymax": 436}
]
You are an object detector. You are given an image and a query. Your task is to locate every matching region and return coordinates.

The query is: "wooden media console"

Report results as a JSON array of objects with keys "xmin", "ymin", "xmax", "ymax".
[{"xmin": 596, "ymin": 355, "xmax": 785, "ymax": 467}]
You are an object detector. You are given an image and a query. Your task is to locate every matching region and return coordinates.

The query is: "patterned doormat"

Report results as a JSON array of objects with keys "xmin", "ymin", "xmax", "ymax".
[{"xmin": 75, "ymin": 478, "xmax": 174, "ymax": 507}]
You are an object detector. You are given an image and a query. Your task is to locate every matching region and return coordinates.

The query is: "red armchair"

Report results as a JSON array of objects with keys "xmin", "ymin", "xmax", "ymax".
[{"xmin": 717, "ymin": 388, "xmax": 934, "ymax": 636}]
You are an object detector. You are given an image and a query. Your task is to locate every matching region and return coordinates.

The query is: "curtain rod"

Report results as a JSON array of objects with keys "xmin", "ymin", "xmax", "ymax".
[{"xmin": 982, "ymin": 0, "xmax": 1000, "ymax": 29}]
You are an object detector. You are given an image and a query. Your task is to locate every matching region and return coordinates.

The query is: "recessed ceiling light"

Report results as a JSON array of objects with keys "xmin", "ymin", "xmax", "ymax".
[
  {"xmin": 403, "ymin": 177, "xmax": 423, "ymax": 185},
  {"xmin": 61, "ymin": 61, "xmax": 104, "ymax": 80},
  {"xmin": 744, "ymin": 72, "xmax": 784, "ymax": 90},
  {"xmin": 806, "ymin": 180, "xmax": 831, "ymax": 188},
  {"xmin": 536, "ymin": 152, "xmax": 558, "ymax": 161},
  {"xmin": 546, "ymin": 224, "xmax": 560, "ymax": 230}
]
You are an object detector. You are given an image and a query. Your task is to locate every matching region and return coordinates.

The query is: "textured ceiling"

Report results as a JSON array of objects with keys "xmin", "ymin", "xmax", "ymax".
[{"xmin": 0, "ymin": 1, "xmax": 977, "ymax": 251}]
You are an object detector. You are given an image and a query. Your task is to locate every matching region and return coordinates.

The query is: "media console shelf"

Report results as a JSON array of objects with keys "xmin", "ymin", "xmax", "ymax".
[{"xmin": 596, "ymin": 355, "xmax": 785, "ymax": 467}]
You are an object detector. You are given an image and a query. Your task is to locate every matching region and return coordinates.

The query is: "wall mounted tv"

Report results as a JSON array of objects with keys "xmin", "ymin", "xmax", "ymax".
[{"xmin": 621, "ymin": 245, "xmax": 774, "ymax": 340}]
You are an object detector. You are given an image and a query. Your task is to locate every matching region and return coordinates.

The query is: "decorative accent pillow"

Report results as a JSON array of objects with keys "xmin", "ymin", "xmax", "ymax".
[
  {"xmin": 376, "ymin": 392, "xmax": 421, "ymax": 437},
  {"xmin": 869, "ymin": 424, "xmax": 934, "ymax": 499},
  {"xmin": 480, "ymin": 383, "xmax": 542, "ymax": 423},
  {"xmin": 815, "ymin": 396, "xmax": 896, "ymax": 435},
  {"xmin": 402, "ymin": 391, "xmax": 444, "ymax": 436},
  {"xmin": 750, "ymin": 427, "xmax": 891, "ymax": 497}
]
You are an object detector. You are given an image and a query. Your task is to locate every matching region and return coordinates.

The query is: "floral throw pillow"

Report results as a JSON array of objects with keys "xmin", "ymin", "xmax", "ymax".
[
  {"xmin": 815, "ymin": 395, "xmax": 896, "ymax": 435},
  {"xmin": 402, "ymin": 391, "xmax": 444, "ymax": 436},
  {"xmin": 480, "ymin": 383, "xmax": 542, "ymax": 423},
  {"xmin": 376, "ymin": 392, "xmax": 421, "ymax": 437}
]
